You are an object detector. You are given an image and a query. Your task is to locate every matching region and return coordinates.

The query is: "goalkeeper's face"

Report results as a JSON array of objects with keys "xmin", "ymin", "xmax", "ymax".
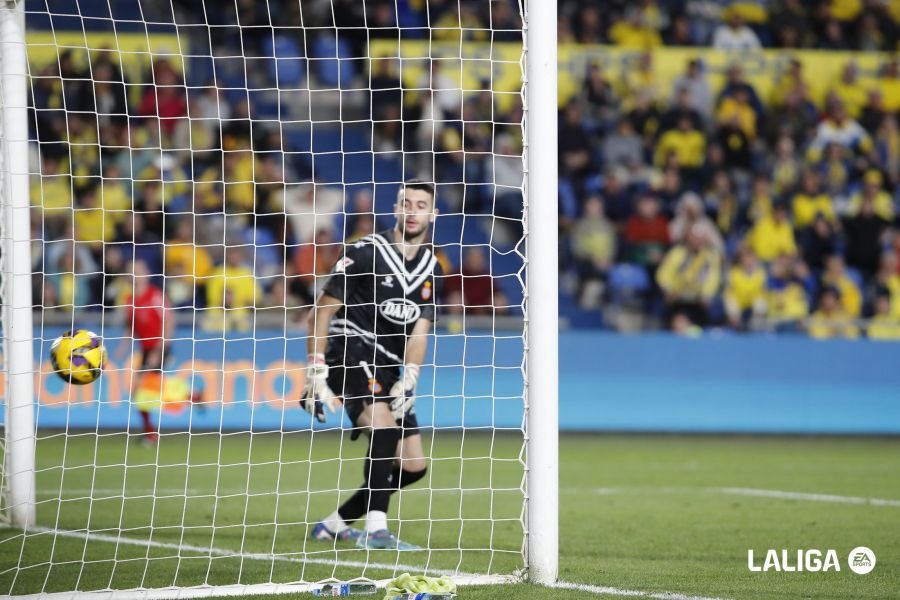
[{"xmin": 395, "ymin": 188, "xmax": 436, "ymax": 239}]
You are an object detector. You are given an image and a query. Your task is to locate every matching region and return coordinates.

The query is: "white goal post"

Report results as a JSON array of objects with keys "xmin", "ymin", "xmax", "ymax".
[
  {"xmin": 523, "ymin": 0, "xmax": 558, "ymax": 587},
  {"xmin": 0, "ymin": 0, "xmax": 557, "ymax": 595},
  {"xmin": 1, "ymin": 0, "xmax": 37, "ymax": 532}
]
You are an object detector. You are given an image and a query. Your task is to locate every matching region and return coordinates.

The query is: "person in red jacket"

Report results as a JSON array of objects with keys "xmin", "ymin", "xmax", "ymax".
[
  {"xmin": 117, "ymin": 260, "xmax": 176, "ymax": 443},
  {"xmin": 137, "ymin": 63, "xmax": 187, "ymax": 136},
  {"xmin": 623, "ymin": 193, "xmax": 670, "ymax": 267}
]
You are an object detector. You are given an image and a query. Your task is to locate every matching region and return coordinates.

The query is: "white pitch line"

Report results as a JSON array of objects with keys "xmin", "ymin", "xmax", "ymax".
[
  {"xmin": 22, "ymin": 527, "xmax": 736, "ymax": 599},
  {"xmin": 26, "ymin": 525, "xmax": 497, "ymax": 581},
  {"xmin": 716, "ymin": 487, "xmax": 900, "ymax": 507},
  {"xmin": 549, "ymin": 580, "xmax": 729, "ymax": 600},
  {"xmin": 575, "ymin": 486, "xmax": 900, "ymax": 507}
]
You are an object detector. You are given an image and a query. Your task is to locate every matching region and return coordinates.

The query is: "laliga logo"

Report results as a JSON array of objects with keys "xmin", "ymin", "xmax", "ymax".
[{"xmin": 747, "ymin": 546, "xmax": 875, "ymax": 574}]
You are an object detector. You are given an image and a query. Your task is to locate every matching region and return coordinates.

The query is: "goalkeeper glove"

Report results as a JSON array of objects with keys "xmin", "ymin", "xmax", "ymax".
[
  {"xmin": 300, "ymin": 354, "xmax": 337, "ymax": 423},
  {"xmin": 389, "ymin": 364, "xmax": 420, "ymax": 420}
]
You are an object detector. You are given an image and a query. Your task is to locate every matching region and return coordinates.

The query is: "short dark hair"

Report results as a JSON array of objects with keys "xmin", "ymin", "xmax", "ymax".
[{"xmin": 402, "ymin": 179, "xmax": 435, "ymax": 199}]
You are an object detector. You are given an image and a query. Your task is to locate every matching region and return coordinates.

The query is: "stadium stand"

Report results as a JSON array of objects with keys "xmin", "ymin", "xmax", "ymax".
[{"xmin": 26, "ymin": 0, "xmax": 900, "ymax": 337}]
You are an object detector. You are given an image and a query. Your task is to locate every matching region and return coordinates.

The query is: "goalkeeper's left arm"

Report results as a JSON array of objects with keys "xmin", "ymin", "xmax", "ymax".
[{"xmin": 390, "ymin": 318, "xmax": 432, "ymax": 419}]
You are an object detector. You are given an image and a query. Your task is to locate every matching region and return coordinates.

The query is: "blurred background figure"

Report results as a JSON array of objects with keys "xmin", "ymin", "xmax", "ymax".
[
  {"xmin": 204, "ymin": 246, "xmax": 261, "ymax": 332},
  {"xmin": 656, "ymin": 225, "xmax": 722, "ymax": 329},
  {"xmin": 443, "ymin": 246, "xmax": 508, "ymax": 317}
]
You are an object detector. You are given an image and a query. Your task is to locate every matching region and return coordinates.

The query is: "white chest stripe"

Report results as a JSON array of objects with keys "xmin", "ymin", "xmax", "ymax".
[{"xmin": 369, "ymin": 233, "xmax": 436, "ymax": 295}]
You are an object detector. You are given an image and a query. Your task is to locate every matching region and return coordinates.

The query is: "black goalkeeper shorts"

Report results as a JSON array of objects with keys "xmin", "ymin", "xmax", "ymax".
[{"xmin": 325, "ymin": 342, "xmax": 420, "ymax": 440}]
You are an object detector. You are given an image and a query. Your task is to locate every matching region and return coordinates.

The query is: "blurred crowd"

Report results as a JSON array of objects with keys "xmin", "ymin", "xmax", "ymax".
[
  {"xmin": 24, "ymin": 0, "xmax": 900, "ymax": 339},
  {"xmin": 554, "ymin": 7, "xmax": 900, "ymax": 339},
  {"xmin": 559, "ymin": 0, "xmax": 900, "ymax": 50},
  {"xmin": 27, "ymin": 38, "xmax": 514, "ymax": 330}
]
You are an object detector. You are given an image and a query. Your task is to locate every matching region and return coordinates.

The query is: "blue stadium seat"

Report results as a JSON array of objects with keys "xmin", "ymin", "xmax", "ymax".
[
  {"xmin": 285, "ymin": 127, "xmax": 312, "ymax": 152},
  {"xmin": 310, "ymin": 35, "xmax": 356, "ymax": 88},
  {"xmin": 608, "ymin": 263, "xmax": 651, "ymax": 302},
  {"xmin": 186, "ymin": 55, "xmax": 215, "ymax": 88},
  {"xmin": 262, "ymin": 35, "xmax": 306, "ymax": 88},
  {"xmin": 343, "ymin": 153, "xmax": 374, "ymax": 184},
  {"xmin": 558, "ymin": 179, "xmax": 578, "ymax": 221}
]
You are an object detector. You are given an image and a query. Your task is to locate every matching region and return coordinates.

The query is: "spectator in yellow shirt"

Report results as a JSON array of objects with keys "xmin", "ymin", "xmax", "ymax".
[
  {"xmin": 808, "ymin": 287, "xmax": 859, "ymax": 340},
  {"xmin": 165, "ymin": 218, "xmax": 214, "ymax": 307},
  {"xmin": 74, "ymin": 184, "xmax": 116, "ymax": 254},
  {"xmin": 770, "ymin": 58, "xmax": 807, "ymax": 107},
  {"xmin": 770, "ymin": 135, "xmax": 801, "ymax": 197},
  {"xmin": 570, "ymin": 196, "xmax": 616, "ymax": 308},
  {"xmin": 223, "ymin": 149, "xmax": 256, "ymax": 214},
  {"xmin": 609, "ymin": 11, "xmax": 662, "ymax": 49},
  {"xmin": 829, "ymin": 0, "xmax": 862, "ymax": 21},
  {"xmin": 717, "ymin": 88, "xmax": 756, "ymax": 139},
  {"xmin": 867, "ymin": 293, "xmax": 900, "ymax": 340},
  {"xmin": 204, "ymin": 246, "xmax": 261, "ymax": 332},
  {"xmin": 821, "ymin": 255, "xmax": 863, "ymax": 317},
  {"xmin": 657, "ymin": 225, "xmax": 722, "ymax": 328},
  {"xmin": 100, "ymin": 163, "xmax": 131, "ymax": 228},
  {"xmin": 766, "ymin": 256, "xmax": 810, "ymax": 332},
  {"xmin": 880, "ymin": 58, "xmax": 900, "ymax": 112},
  {"xmin": 621, "ymin": 52, "xmax": 659, "ymax": 104},
  {"xmin": 724, "ymin": 247, "xmax": 767, "ymax": 330},
  {"xmin": 31, "ymin": 155, "xmax": 72, "ymax": 210},
  {"xmin": 807, "ymin": 101, "xmax": 874, "ymax": 162},
  {"xmin": 30, "ymin": 155, "xmax": 73, "ymax": 236},
  {"xmin": 829, "ymin": 62, "xmax": 869, "ymax": 119},
  {"xmin": 654, "ymin": 116, "xmax": 706, "ymax": 169},
  {"xmin": 747, "ymin": 175, "xmax": 773, "ymax": 223},
  {"xmin": 792, "ymin": 170, "xmax": 836, "ymax": 229},
  {"xmin": 748, "ymin": 203, "xmax": 797, "ymax": 262},
  {"xmin": 846, "ymin": 170, "xmax": 894, "ymax": 221},
  {"xmin": 431, "ymin": 4, "xmax": 488, "ymax": 43}
]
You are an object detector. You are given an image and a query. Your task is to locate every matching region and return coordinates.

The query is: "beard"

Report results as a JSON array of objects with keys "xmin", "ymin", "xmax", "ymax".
[{"xmin": 401, "ymin": 219, "xmax": 429, "ymax": 240}]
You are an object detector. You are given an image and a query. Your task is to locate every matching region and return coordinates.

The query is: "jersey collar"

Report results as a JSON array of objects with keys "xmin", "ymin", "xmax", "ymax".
[{"xmin": 369, "ymin": 230, "xmax": 437, "ymax": 294}]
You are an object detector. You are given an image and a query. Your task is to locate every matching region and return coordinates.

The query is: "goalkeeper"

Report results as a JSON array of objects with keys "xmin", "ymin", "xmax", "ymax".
[{"xmin": 301, "ymin": 180, "xmax": 442, "ymax": 551}]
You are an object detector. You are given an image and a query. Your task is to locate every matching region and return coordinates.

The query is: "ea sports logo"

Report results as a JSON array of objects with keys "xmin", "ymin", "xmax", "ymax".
[
  {"xmin": 379, "ymin": 298, "xmax": 421, "ymax": 325},
  {"xmin": 848, "ymin": 546, "xmax": 876, "ymax": 575}
]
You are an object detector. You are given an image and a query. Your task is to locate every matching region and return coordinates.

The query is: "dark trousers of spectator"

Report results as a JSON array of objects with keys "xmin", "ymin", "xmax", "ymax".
[
  {"xmin": 666, "ymin": 300, "xmax": 708, "ymax": 328},
  {"xmin": 576, "ymin": 260, "xmax": 609, "ymax": 291}
]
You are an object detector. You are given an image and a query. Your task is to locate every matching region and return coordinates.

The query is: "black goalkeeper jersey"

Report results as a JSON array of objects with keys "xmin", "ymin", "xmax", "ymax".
[{"xmin": 320, "ymin": 230, "xmax": 442, "ymax": 368}]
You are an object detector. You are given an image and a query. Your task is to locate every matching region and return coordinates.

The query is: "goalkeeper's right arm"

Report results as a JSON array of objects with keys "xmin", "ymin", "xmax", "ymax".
[
  {"xmin": 306, "ymin": 293, "xmax": 342, "ymax": 357},
  {"xmin": 300, "ymin": 293, "xmax": 342, "ymax": 422}
]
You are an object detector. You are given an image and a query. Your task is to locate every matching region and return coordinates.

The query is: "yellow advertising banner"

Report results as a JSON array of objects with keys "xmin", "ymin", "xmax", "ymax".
[
  {"xmin": 26, "ymin": 31, "xmax": 183, "ymax": 83},
  {"xmin": 369, "ymin": 40, "xmax": 899, "ymax": 111}
]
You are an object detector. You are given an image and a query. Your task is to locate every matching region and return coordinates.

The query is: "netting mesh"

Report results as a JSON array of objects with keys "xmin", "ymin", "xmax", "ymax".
[{"xmin": 0, "ymin": 0, "xmax": 527, "ymax": 595}]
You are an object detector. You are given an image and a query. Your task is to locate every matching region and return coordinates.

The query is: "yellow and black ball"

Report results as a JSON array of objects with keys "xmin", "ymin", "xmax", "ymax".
[{"xmin": 50, "ymin": 329, "xmax": 107, "ymax": 385}]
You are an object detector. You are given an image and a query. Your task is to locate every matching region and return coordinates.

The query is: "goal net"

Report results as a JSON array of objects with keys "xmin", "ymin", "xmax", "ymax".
[{"xmin": 0, "ymin": 0, "xmax": 549, "ymax": 596}]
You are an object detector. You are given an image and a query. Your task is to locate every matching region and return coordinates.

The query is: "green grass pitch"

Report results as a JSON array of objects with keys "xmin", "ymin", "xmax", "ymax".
[{"xmin": 1, "ymin": 433, "xmax": 898, "ymax": 599}]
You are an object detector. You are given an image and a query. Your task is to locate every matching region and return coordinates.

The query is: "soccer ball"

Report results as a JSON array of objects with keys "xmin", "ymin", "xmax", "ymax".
[{"xmin": 50, "ymin": 330, "xmax": 107, "ymax": 385}]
